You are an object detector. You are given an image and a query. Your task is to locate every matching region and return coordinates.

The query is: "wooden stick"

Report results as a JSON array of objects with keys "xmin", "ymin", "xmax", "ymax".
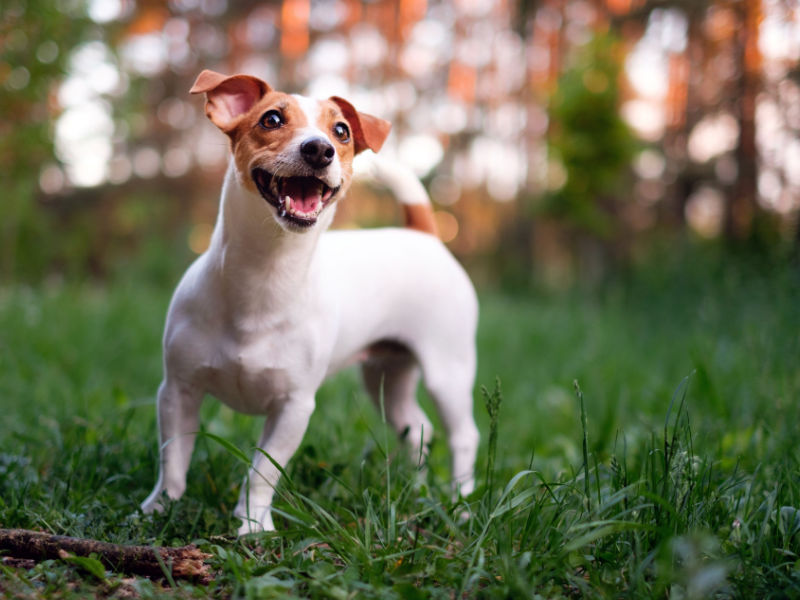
[{"xmin": 0, "ymin": 528, "xmax": 212, "ymax": 583}]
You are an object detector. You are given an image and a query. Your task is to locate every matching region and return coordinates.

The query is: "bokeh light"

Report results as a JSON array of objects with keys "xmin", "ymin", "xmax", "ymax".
[{"xmin": 3, "ymin": 0, "xmax": 799, "ymax": 282}]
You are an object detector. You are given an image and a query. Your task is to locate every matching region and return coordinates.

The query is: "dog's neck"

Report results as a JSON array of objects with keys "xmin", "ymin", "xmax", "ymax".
[{"xmin": 207, "ymin": 162, "xmax": 334, "ymax": 319}]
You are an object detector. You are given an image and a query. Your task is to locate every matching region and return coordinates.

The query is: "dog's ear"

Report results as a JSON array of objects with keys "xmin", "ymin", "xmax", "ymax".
[
  {"xmin": 190, "ymin": 69, "xmax": 271, "ymax": 133},
  {"xmin": 329, "ymin": 97, "xmax": 392, "ymax": 155}
]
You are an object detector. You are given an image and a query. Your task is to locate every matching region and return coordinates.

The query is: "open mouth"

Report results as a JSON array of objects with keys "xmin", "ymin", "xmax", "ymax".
[{"xmin": 252, "ymin": 168, "xmax": 338, "ymax": 228}]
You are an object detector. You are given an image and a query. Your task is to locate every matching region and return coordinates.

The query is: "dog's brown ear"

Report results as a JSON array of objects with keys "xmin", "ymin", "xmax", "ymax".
[
  {"xmin": 190, "ymin": 69, "xmax": 271, "ymax": 133},
  {"xmin": 329, "ymin": 97, "xmax": 391, "ymax": 154}
]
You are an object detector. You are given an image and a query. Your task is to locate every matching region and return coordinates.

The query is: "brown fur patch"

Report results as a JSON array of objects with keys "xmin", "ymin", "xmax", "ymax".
[{"xmin": 403, "ymin": 203, "xmax": 439, "ymax": 237}]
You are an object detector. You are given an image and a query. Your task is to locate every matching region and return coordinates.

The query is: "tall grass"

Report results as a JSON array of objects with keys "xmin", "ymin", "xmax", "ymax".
[{"xmin": 1, "ymin": 250, "xmax": 799, "ymax": 597}]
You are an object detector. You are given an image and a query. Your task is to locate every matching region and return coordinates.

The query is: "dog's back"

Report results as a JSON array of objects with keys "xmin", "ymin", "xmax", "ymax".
[{"xmin": 319, "ymin": 227, "xmax": 477, "ymax": 373}]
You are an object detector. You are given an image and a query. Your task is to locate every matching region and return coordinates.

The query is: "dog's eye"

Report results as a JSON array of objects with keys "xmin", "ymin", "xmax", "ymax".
[
  {"xmin": 259, "ymin": 110, "xmax": 284, "ymax": 130},
  {"xmin": 333, "ymin": 122, "xmax": 350, "ymax": 143}
]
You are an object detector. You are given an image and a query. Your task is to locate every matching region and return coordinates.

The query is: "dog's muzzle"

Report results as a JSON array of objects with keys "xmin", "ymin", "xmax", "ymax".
[{"xmin": 252, "ymin": 168, "xmax": 339, "ymax": 228}]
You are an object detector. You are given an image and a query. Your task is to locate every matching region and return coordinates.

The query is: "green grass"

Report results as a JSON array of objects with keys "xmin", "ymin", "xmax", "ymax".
[{"xmin": 1, "ymin": 250, "xmax": 799, "ymax": 598}]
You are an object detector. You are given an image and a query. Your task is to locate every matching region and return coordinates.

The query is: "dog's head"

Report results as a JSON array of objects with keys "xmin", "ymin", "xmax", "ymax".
[{"xmin": 190, "ymin": 69, "xmax": 391, "ymax": 232}]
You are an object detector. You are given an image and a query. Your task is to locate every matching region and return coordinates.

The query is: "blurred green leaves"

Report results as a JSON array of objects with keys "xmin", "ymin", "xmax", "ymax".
[
  {"xmin": 545, "ymin": 33, "xmax": 637, "ymax": 236},
  {"xmin": 1, "ymin": 0, "xmax": 93, "ymax": 280}
]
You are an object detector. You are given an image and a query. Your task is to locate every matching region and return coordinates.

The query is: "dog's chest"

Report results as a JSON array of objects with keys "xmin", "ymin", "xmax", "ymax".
[{"xmin": 203, "ymin": 334, "xmax": 318, "ymax": 414}]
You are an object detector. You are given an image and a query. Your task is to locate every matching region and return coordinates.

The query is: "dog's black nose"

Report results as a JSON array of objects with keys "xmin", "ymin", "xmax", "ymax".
[{"xmin": 300, "ymin": 137, "xmax": 335, "ymax": 169}]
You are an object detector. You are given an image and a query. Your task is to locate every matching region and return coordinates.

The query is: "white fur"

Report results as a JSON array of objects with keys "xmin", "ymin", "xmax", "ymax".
[
  {"xmin": 292, "ymin": 94, "xmax": 321, "ymax": 126},
  {"xmin": 140, "ymin": 101, "xmax": 479, "ymax": 536},
  {"xmin": 354, "ymin": 152, "xmax": 430, "ymax": 205}
]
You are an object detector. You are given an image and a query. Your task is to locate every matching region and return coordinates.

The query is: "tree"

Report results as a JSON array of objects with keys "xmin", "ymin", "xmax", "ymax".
[
  {"xmin": 545, "ymin": 33, "xmax": 636, "ymax": 237},
  {"xmin": 0, "ymin": 0, "xmax": 91, "ymax": 279}
]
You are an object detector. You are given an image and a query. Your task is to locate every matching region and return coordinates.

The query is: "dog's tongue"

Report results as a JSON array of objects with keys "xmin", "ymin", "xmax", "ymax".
[{"xmin": 284, "ymin": 177, "xmax": 322, "ymax": 214}]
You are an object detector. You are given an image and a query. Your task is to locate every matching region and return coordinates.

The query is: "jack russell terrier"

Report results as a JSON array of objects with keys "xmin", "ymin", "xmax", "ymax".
[{"xmin": 140, "ymin": 70, "xmax": 479, "ymax": 535}]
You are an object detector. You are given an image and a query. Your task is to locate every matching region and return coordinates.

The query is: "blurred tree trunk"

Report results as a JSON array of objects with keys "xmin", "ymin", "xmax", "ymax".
[
  {"xmin": 613, "ymin": 0, "xmax": 712, "ymax": 235},
  {"xmin": 727, "ymin": 0, "xmax": 761, "ymax": 239},
  {"xmin": 662, "ymin": 13, "xmax": 704, "ymax": 230}
]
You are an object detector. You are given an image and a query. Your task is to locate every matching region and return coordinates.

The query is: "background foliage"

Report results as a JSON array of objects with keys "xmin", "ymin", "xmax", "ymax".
[
  {"xmin": 545, "ymin": 33, "xmax": 636, "ymax": 236},
  {"xmin": 1, "ymin": 0, "xmax": 798, "ymax": 284}
]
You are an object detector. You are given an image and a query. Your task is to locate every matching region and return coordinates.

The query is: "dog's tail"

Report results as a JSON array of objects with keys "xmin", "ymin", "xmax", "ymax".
[{"xmin": 354, "ymin": 153, "xmax": 439, "ymax": 237}]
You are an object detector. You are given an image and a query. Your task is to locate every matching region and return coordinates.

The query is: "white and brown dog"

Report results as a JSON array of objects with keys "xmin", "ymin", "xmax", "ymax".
[{"xmin": 140, "ymin": 70, "xmax": 479, "ymax": 535}]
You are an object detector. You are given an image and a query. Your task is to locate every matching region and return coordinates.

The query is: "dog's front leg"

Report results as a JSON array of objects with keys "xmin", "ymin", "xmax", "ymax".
[
  {"xmin": 141, "ymin": 379, "xmax": 203, "ymax": 513},
  {"xmin": 235, "ymin": 393, "xmax": 316, "ymax": 535}
]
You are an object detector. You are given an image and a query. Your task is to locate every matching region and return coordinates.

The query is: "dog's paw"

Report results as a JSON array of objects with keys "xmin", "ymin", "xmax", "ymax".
[
  {"xmin": 140, "ymin": 491, "xmax": 167, "ymax": 514},
  {"xmin": 235, "ymin": 508, "xmax": 275, "ymax": 536}
]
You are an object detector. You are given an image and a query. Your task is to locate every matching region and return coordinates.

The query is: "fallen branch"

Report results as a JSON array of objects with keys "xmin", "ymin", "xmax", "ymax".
[{"xmin": 0, "ymin": 528, "xmax": 212, "ymax": 583}]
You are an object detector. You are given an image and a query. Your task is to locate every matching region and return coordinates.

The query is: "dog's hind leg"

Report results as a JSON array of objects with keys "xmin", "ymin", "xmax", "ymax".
[
  {"xmin": 141, "ymin": 379, "xmax": 203, "ymax": 513},
  {"xmin": 361, "ymin": 347, "xmax": 433, "ymax": 465},
  {"xmin": 419, "ymin": 351, "xmax": 479, "ymax": 497}
]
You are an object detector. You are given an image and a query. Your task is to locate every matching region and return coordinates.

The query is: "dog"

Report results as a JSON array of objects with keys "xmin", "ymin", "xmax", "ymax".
[{"xmin": 140, "ymin": 70, "xmax": 480, "ymax": 535}]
